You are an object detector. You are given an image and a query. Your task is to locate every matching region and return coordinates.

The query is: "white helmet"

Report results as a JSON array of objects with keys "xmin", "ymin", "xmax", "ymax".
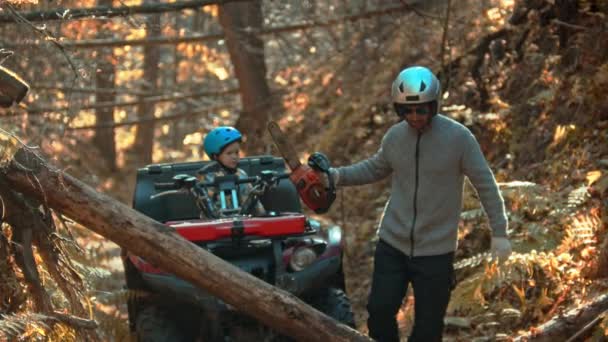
[{"xmin": 391, "ymin": 66, "xmax": 441, "ymax": 116}]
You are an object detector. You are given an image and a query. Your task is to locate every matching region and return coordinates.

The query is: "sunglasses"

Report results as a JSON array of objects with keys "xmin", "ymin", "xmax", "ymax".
[{"xmin": 394, "ymin": 103, "xmax": 431, "ymax": 117}]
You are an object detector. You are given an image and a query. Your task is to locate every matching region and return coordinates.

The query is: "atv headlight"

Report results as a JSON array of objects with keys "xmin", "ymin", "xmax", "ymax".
[
  {"xmin": 326, "ymin": 226, "xmax": 342, "ymax": 245},
  {"xmin": 289, "ymin": 247, "xmax": 317, "ymax": 271}
]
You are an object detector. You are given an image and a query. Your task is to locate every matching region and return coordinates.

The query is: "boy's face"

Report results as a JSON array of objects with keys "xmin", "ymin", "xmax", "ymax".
[{"xmin": 217, "ymin": 141, "xmax": 240, "ymax": 169}]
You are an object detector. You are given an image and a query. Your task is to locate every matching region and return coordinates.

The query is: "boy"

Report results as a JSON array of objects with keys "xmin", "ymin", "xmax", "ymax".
[{"xmin": 200, "ymin": 126, "xmax": 265, "ymax": 218}]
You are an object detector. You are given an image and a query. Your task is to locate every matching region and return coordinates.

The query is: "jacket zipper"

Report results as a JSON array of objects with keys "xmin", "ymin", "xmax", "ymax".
[{"xmin": 410, "ymin": 133, "xmax": 421, "ymax": 257}]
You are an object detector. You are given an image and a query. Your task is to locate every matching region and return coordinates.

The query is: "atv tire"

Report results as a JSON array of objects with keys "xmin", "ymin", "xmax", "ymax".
[
  {"xmin": 135, "ymin": 304, "xmax": 190, "ymax": 342},
  {"xmin": 309, "ymin": 287, "xmax": 356, "ymax": 328}
]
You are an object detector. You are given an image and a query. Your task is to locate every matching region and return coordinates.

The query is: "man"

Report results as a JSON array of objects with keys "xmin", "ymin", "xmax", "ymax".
[{"xmin": 329, "ymin": 66, "xmax": 512, "ymax": 341}]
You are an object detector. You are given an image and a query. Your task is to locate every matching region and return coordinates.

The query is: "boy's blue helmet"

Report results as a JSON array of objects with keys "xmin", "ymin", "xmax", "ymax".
[{"xmin": 203, "ymin": 126, "xmax": 242, "ymax": 158}]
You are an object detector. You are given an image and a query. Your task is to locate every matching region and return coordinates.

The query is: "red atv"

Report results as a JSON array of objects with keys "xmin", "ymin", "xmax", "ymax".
[{"xmin": 122, "ymin": 155, "xmax": 354, "ymax": 341}]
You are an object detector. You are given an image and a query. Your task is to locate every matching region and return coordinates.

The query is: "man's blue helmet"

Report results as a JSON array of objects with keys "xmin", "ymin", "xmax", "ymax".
[{"xmin": 203, "ymin": 126, "xmax": 242, "ymax": 158}]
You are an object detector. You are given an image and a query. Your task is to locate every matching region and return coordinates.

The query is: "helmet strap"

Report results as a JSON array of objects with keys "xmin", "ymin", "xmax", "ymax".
[
  {"xmin": 218, "ymin": 161, "xmax": 237, "ymax": 174},
  {"xmin": 404, "ymin": 113, "xmax": 435, "ymax": 132}
]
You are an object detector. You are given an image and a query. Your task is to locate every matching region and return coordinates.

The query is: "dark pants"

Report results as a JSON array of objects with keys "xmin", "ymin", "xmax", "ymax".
[{"xmin": 367, "ymin": 240, "xmax": 454, "ymax": 342}]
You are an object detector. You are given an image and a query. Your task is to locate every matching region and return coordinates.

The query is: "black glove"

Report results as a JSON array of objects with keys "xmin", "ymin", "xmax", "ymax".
[{"xmin": 308, "ymin": 152, "xmax": 331, "ymax": 173}]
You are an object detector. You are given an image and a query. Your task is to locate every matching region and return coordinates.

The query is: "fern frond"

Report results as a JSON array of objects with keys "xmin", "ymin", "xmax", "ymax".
[
  {"xmin": 566, "ymin": 186, "xmax": 590, "ymax": 208},
  {"xmin": 461, "ymin": 209, "xmax": 485, "ymax": 221},
  {"xmin": 91, "ymin": 288, "xmax": 151, "ymax": 305},
  {"xmin": 0, "ymin": 312, "xmax": 52, "ymax": 340},
  {"xmin": 71, "ymin": 260, "xmax": 113, "ymax": 284},
  {"xmin": 454, "ymin": 252, "xmax": 493, "ymax": 271}
]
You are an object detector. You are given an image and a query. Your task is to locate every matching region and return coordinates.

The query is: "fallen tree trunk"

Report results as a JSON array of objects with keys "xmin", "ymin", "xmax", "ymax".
[
  {"xmin": 513, "ymin": 293, "xmax": 608, "ymax": 341},
  {"xmin": 0, "ymin": 136, "xmax": 370, "ymax": 341}
]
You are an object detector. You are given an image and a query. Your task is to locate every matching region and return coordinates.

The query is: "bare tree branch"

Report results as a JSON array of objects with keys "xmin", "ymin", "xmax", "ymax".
[
  {"xmin": 439, "ymin": 0, "xmax": 452, "ymax": 90},
  {"xmin": 4, "ymin": 4, "xmax": 79, "ymax": 81},
  {"xmin": 66, "ymin": 104, "xmax": 234, "ymax": 130},
  {"xmin": 32, "ymin": 84, "xmax": 159, "ymax": 96},
  {"xmin": 15, "ymin": 4, "xmax": 415, "ymax": 49},
  {"xmin": 0, "ymin": 0, "xmax": 257, "ymax": 24},
  {"xmin": 50, "ymin": 312, "xmax": 98, "ymax": 330},
  {"xmin": 3, "ymin": 88, "xmax": 239, "ymax": 116}
]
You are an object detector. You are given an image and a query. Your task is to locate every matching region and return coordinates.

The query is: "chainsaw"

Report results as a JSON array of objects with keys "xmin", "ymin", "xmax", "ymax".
[{"xmin": 267, "ymin": 121, "xmax": 336, "ymax": 214}]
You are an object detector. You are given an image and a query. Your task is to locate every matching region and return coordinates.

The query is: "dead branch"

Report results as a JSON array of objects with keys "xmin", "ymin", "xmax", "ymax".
[
  {"xmin": 565, "ymin": 308, "xmax": 608, "ymax": 342},
  {"xmin": 4, "ymin": 4, "xmax": 79, "ymax": 80},
  {"xmin": 0, "ymin": 0, "xmax": 255, "ymax": 24},
  {"xmin": 0, "ymin": 187, "xmax": 53, "ymax": 314},
  {"xmin": 439, "ymin": 28, "xmax": 510, "ymax": 79},
  {"xmin": 32, "ymin": 84, "xmax": 158, "ymax": 96},
  {"xmin": 0, "ymin": 226, "xmax": 27, "ymax": 314},
  {"xmin": 399, "ymin": 0, "xmax": 443, "ymax": 21},
  {"xmin": 0, "ymin": 134, "xmax": 371, "ymax": 342},
  {"xmin": 551, "ymin": 19, "xmax": 587, "ymax": 31},
  {"xmin": 22, "ymin": 88, "xmax": 240, "ymax": 115},
  {"xmin": 0, "ymin": 179, "xmax": 94, "ymax": 336},
  {"xmin": 66, "ymin": 103, "xmax": 234, "ymax": 130},
  {"xmin": 36, "ymin": 224, "xmax": 87, "ymax": 317},
  {"xmin": 16, "ymin": 4, "xmax": 416, "ymax": 49},
  {"xmin": 439, "ymin": 0, "xmax": 452, "ymax": 90},
  {"xmin": 513, "ymin": 293, "xmax": 608, "ymax": 341},
  {"xmin": 50, "ymin": 311, "xmax": 98, "ymax": 330}
]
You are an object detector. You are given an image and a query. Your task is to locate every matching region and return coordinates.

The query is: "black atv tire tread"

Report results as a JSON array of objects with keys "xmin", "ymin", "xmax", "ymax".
[
  {"xmin": 309, "ymin": 287, "xmax": 356, "ymax": 328},
  {"xmin": 135, "ymin": 305, "xmax": 189, "ymax": 342}
]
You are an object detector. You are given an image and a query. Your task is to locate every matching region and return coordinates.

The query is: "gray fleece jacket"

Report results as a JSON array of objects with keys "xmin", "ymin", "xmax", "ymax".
[{"xmin": 335, "ymin": 114, "xmax": 507, "ymax": 257}]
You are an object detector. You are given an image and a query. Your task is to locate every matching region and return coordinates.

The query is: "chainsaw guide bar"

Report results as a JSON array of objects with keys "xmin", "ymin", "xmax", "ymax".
[{"xmin": 267, "ymin": 121, "xmax": 302, "ymax": 171}]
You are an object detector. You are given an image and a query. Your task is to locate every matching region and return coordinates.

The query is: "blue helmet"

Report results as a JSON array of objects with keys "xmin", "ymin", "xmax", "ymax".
[{"xmin": 203, "ymin": 126, "xmax": 242, "ymax": 158}]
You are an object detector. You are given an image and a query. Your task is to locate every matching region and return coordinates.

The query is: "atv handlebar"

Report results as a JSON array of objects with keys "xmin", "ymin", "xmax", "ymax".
[
  {"xmin": 151, "ymin": 170, "xmax": 291, "ymax": 218},
  {"xmin": 153, "ymin": 172, "xmax": 289, "ymax": 192},
  {"xmin": 153, "ymin": 182, "xmax": 181, "ymax": 191}
]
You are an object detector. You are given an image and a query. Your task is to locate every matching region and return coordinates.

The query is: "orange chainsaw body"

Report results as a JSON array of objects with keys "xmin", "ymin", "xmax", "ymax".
[
  {"xmin": 268, "ymin": 121, "xmax": 334, "ymax": 214},
  {"xmin": 289, "ymin": 165, "xmax": 332, "ymax": 213}
]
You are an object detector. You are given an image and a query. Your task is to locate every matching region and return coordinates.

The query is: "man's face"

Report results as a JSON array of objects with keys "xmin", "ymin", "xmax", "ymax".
[{"xmin": 394, "ymin": 103, "xmax": 433, "ymax": 131}]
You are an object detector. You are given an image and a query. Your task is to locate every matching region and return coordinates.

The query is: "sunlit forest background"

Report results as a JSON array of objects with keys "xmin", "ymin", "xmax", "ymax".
[{"xmin": 0, "ymin": 0, "xmax": 607, "ymax": 340}]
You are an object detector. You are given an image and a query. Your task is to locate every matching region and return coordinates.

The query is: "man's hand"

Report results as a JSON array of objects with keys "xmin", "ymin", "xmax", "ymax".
[
  {"xmin": 317, "ymin": 168, "xmax": 339, "ymax": 188},
  {"xmin": 490, "ymin": 237, "xmax": 512, "ymax": 262}
]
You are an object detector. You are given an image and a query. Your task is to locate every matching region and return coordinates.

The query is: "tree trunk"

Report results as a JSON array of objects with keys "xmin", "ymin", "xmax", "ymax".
[
  {"xmin": 93, "ymin": 0, "xmax": 117, "ymax": 171},
  {"xmin": 0, "ymin": 139, "xmax": 371, "ymax": 342},
  {"xmin": 513, "ymin": 294, "xmax": 608, "ymax": 341},
  {"xmin": 134, "ymin": 5, "xmax": 161, "ymax": 165},
  {"xmin": 555, "ymin": 0, "xmax": 578, "ymax": 49},
  {"xmin": 171, "ymin": 14, "xmax": 184, "ymax": 150},
  {"xmin": 218, "ymin": 1, "xmax": 279, "ymax": 154}
]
